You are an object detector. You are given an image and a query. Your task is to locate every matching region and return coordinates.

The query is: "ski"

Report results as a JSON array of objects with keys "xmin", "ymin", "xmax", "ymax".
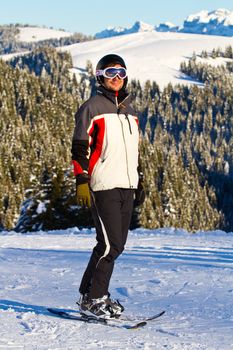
[
  {"xmin": 47, "ymin": 308, "xmax": 106, "ymax": 324},
  {"xmin": 119, "ymin": 310, "xmax": 165, "ymax": 322},
  {"xmin": 47, "ymin": 308, "xmax": 147, "ymax": 329}
]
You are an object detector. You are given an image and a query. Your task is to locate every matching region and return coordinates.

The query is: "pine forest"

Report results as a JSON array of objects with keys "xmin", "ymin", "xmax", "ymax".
[{"xmin": 1, "ymin": 45, "xmax": 233, "ymax": 233}]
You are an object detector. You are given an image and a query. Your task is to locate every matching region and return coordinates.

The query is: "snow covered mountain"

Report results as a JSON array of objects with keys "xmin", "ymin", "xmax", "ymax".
[
  {"xmin": 182, "ymin": 8, "xmax": 233, "ymax": 36},
  {"xmin": 16, "ymin": 26, "xmax": 73, "ymax": 42},
  {"xmin": 156, "ymin": 22, "xmax": 180, "ymax": 32},
  {"xmin": 95, "ymin": 20, "xmax": 154, "ymax": 39},
  {"xmin": 0, "ymin": 25, "xmax": 91, "ymax": 55},
  {"xmin": 95, "ymin": 9, "xmax": 233, "ymax": 38}
]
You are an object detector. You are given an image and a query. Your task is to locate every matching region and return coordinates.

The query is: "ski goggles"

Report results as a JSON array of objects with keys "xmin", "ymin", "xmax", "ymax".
[{"xmin": 96, "ymin": 67, "xmax": 127, "ymax": 79}]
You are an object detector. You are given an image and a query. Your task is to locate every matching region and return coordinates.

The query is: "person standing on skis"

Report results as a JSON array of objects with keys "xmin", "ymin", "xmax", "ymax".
[{"xmin": 71, "ymin": 54, "xmax": 145, "ymax": 319}]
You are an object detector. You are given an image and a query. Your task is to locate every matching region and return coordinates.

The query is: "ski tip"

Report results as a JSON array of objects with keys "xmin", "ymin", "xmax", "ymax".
[
  {"xmin": 126, "ymin": 321, "xmax": 147, "ymax": 330},
  {"xmin": 146, "ymin": 310, "xmax": 165, "ymax": 321}
]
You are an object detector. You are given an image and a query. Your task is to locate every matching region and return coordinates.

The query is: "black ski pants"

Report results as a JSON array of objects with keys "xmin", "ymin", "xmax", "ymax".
[{"xmin": 79, "ymin": 188, "xmax": 134, "ymax": 299}]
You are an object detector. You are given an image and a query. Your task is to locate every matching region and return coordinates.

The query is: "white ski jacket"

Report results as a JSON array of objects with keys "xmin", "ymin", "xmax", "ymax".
[{"xmin": 72, "ymin": 86, "xmax": 139, "ymax": 191}]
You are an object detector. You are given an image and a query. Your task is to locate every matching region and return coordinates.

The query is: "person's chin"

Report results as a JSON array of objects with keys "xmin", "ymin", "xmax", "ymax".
[{"xmin": 111, "ymin": 84, "xmax": 122, "ymax": 91}]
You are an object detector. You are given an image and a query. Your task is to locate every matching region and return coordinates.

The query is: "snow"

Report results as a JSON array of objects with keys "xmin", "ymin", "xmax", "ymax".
[
  {"xmin": 186, "ymin": 10, "xmax": 210, "ymax": 24},
  {"xmin": 36, "ymin": 202, "xmax": 47, "ymax": 215},
  {"xmin": 0, "ymin": 227, "xmax": 233, "ymax": 349},
  {"xmin": 162, "ymin": 22, "xmax": 177, "ymax": 28},
  {"xmin": 0, "ymin": 51, "xmax": 30, "ymax": 62},
  {"xmin": 182, "ymin": 9, "xmax": 233, "ymax": 36},
  {"xmin": 2, "ymin": 27, "xmax": 233, "ymax": 88},
  {"xmin": 95, "ymin": 21, "xmax": 155, "ymax": 39},
  {"xmin": 224, "ymin": 12, "xmax": 233, "ymax": 27},
  {"xmin": 95, "ymin": 9, "xmax": 233, "ymax": 40},
  {"xmin": 186, "ymin": 9, "xmax": 231, "ymax": 25},
  {"xmin": 16, "ymin": 26, "xmax": 73, "ymax": 43},
  {"xmin": 196, "ymin": 55, "xmax": 233, "ymax": 67},
  {"xmin": 96, "ymin": 9, "xmax": 233, "ymax": 39},
  {"xmin": 61, "ymin": 31, "xmax": 233, "ymax": 88},
  {"xmin": 156, "ymin": 22, "xmax": 179, "ymax": 33}
]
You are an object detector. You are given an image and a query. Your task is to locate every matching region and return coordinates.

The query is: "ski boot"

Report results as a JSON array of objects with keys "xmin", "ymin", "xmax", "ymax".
[{"xmin": 77, "ymin": 294, "xmax": 124, "ymax": 319}]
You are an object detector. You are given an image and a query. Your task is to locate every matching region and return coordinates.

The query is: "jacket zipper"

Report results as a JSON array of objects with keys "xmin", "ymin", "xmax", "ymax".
[
  {"xmin": 125, "ymin": 113, "xmax": 132, "ymax": 134},
  {"xmin": 115, "ymin": 95, "xmax": 132, "ymax": 134},
  {"xmin": 117, "ymin": 110, "xmax": 132, "ymax": 188}
]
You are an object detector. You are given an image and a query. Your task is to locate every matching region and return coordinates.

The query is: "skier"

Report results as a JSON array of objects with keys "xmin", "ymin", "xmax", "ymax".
[{"xmin": 71, "ymin": 54, "xmax": 145, "ymax": 318}]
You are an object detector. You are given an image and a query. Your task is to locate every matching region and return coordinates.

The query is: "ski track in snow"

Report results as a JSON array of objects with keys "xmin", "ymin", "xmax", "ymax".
[{"xmin": 0, "ymin": 228, "xmax": 233, "ymax": 349}]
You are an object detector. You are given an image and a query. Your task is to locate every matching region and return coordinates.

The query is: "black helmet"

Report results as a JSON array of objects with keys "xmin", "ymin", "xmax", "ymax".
[
  {"xmin": 96, "ymin": 54, "xmax": 126, "ymax": 70},
  {"xmin": 95, "ymin": 54, "xmax": 128, "ymax": 88}
]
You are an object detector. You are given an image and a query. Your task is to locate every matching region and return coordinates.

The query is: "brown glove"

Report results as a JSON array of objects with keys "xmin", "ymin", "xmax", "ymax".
[{"xmin": 76, "ymin": 173, "xmax": 91, "ymax": 208}]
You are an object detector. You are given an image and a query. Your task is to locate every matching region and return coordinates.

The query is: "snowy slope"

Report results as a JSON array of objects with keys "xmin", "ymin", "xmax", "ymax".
[
  {"xmin": 16, "ymin": 26, "xmax": 73, "ymax": 42},
  {"xmin": 0, "ymin": 228, "xmax": 233, "ymax": 349},
  {"xmin": 62, "ymin": 31, "xmax": 233, "ymax": 87},
  {"xmin": 2, "ymin": 29, "xmax": 233, "ymax": 88}
]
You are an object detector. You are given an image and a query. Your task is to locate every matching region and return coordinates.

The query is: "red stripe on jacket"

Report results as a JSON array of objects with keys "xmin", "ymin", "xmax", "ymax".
[
  {"xmin": 72, "ymin": 160, "xmax": 83, "ymax": 176},
  {"xmin": 88, "ymin": 117, "xmax": 105, "ymax": 176}
]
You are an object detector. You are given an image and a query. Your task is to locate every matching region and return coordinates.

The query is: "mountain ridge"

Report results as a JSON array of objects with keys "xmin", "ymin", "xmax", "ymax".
[{"xmin": 95, "ymin": 8, "xmax": 233, "ymax": 38}]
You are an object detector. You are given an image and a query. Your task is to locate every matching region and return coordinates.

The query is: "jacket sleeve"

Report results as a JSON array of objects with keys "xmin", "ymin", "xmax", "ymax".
[{"xmin": 71, "ymin": 102, "xmax": 92, "ymax": 176}]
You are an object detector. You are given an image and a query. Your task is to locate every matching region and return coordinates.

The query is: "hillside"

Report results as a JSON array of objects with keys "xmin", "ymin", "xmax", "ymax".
[
  {"xmin": 16, "ymin": 26, "xmax": 73, "ymax": 42},
  {"xmin": 62, "ymin": 31, "xmax": 233, "ymax": 87},
  {"xmin": 0, "ymin": 24, "xmax": 93, "ymax": 55}
]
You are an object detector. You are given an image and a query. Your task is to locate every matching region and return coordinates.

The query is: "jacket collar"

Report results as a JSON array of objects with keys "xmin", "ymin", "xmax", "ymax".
[{"xmin": 97, "ymin": 85, "xmax": 131, "ymax": 110}]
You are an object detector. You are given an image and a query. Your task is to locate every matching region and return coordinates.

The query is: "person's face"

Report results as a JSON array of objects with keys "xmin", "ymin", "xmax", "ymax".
[{"xmin": 102, "ymin": 64, "xmax": 125, "ymax": 92}]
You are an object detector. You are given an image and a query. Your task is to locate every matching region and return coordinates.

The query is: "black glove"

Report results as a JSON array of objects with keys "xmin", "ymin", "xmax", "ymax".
[
  {"xmin": 134, "ymin": 180, "xmax": 146, "ymax": 207},
  {"xmin": 76, "ymin": 173, "xmax": 91, "ymax": 208}
]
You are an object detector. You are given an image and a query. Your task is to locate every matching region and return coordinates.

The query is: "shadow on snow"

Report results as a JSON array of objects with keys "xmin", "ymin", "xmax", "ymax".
[{"xmin": 0, "ymin": 299, "xmax": 77, "ymax": 318}]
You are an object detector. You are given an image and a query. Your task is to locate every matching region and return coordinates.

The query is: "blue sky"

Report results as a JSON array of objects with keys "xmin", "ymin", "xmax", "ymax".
[{"xmin": 0, "ymin": 0, "xmax": 233, "ymax": 35}]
